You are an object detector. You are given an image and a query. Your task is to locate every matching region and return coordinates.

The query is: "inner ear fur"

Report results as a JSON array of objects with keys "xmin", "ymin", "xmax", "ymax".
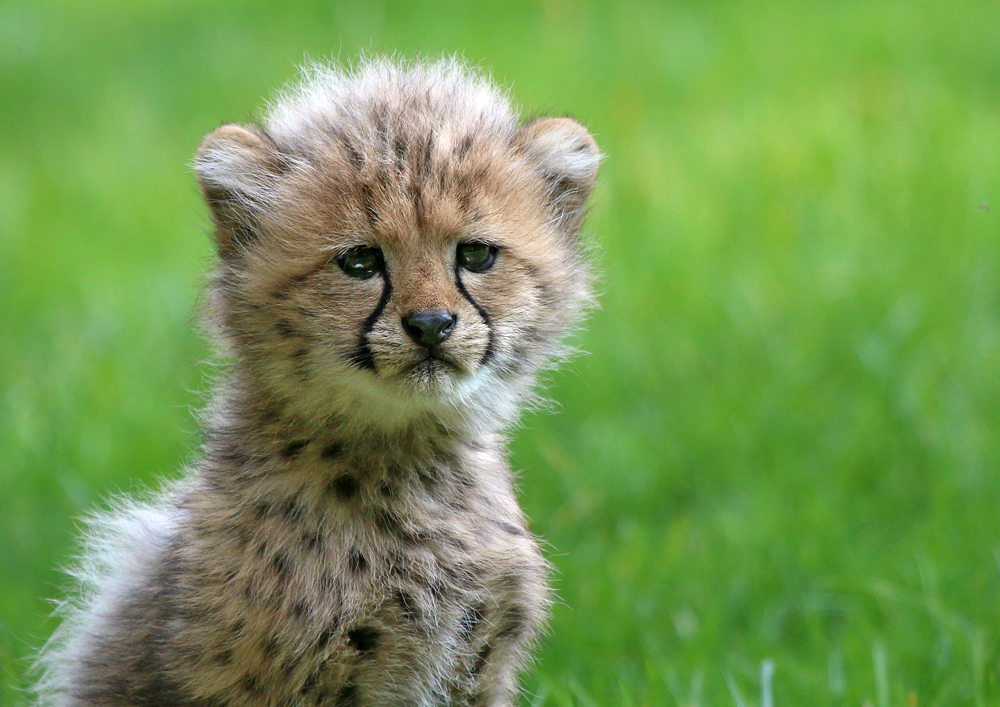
[
  {"xmin": 514, "ymin": 117, "xmax": 601, "ymax": 233},
  {"xmin": 194, "ymin": 124, "xmax": 288, "ymax": 257}
]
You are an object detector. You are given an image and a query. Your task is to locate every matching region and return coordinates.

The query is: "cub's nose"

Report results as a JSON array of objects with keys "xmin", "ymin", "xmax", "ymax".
[{"xmin": 402, "ymin": 310, "xmax": 457, "ymax": 349}]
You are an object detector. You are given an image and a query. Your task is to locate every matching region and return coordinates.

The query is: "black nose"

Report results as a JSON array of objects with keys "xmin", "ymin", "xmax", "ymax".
[{"xmin": 402, "ymin": 310, "xmax": 457, "ymax": 349}]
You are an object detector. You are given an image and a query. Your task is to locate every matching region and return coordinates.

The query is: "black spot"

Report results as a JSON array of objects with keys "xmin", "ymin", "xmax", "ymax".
[
  {"xmin": 394, "ymin": 589, "xmax": 419, "ymax": 621},
  {"xmin": 495, "ymin": 520, "xmax": 527, "ymax": 537},
  {"xmin": 417, "ymin": 467, "xmax": 439, "ymax": 494},
  {"xmin": 261, "ymin": 636, "xmax": 280, "ymax": 658},
  {"xmin": 240, "ymin": 673, "xmax": 263, "ymax": 694},
  {"xmin": 281, "ymin": 654, "xmax": 301, "ymax": 676},
  {"xmin": 327, "ymin": 474, "xmax": 358, "ymax": 500},
  {"xmin": 335, "ymin": 681, "xmax": 359, "ymax": 707},
  {"xmin": 496, "ymin": 607, "xmax": 527, "ymax": 641},
  {"xmin": 282, "ymin": 439, "xmax": 310, "ymax": 458},
  {"xmin": 292, "ymin": 347, "xmax": 311, "ymax": 379},
  {"xmin": 455, "ymin": 134, "xmax": 475, "ymax": 159},
  {"xmin": 275, "ymin": 319, "xmax": 297, "ymax": 339},
  {"xmin": 231, "ymin": 619, "xmax": 246, "ymax": 635},
  {"xmin": 301, "ymin": 531, "xmax": 322, "ymax": 552},
  {"xmin": 252, "ymin": 500, "xmax": 273, "ymax": 519},
  {"xmin": 260, "ymin": 403, "xmax": 284, "ymax": 423},
  {"xmin": 276, "ymin": 496, "xmax": 303, "ymax": 522},
  {"xmin": 378, "ymin": 481, "xmax": 394, "ymax": 497},
  {"xmin": 454, "ymin": 467, "xmax": 476, "ymax": 489},
  {"xmin": 271, "ymin": 553, "xmax": 292, "ymax": 581},
  {"xmin": 292, "ymin": 600, "xmax": 310, "ymax": 619},
  {"xmin": 316, "ymin": 623, "xmax": 337, "ymax": 650},
  {"xmin": 472, "ymin": 644, "xmax": 492, "ymax": 675},
  {"xmin": 348, "ymin": 548, "xmax": 368, "ymax": 573},
  {"xmin": 321, "ymin": 442, "xmax": 343, "ymax": 460},
  {"xmin": 177, "ymin": 600, "xmax": 206, "ymax": 622},
  {"xmin": 233, "ymin": 525, "xmax": 253, "ymax": 546},
  {"xmin": 459, "ymin": 604, "xmax": 485, "ymax": 642},
  {"xmin": 300, "ymin": 669, "xmax": 321, "ymax": 694},
  {"xmin": 340, "ymin": 135, "xmax": 363, "ymax": 169},
  {"xmin": 214, "ymin": 648, "xmax": 232, "ymax": 665},
  {"xmin": 207, "ymin": 443, "xmax": 251, "ymax": 468},
  {"xmin": 346, "ymin": 626, "xmax": 379, "ymax": 655},
  {"xmin": 393, "ymin": 135, "xmax": 407, "ymax": 166},
  {"xmin": 461, "ymin": 437, "xmax": 487, "ymax": 451}
]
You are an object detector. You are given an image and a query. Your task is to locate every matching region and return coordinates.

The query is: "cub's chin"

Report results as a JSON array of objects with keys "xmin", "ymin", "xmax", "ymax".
[{"xmin": 403, "ymin": 355, "xmax": 467, "ymax": 390}]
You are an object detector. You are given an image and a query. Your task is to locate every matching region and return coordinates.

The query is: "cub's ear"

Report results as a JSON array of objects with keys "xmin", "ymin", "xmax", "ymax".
[
  {"xmin": 514, "ymin": 117, "xmax": 601, "ymax": 233},
  {"xmin": 194, "ymin": 124, "xmax": 289, "ymax": 257}
]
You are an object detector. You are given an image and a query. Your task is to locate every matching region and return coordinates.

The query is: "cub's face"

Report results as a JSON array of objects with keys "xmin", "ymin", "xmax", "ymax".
[{"xmin": 196, "ymin": 114, "xmax": 599, "ymax": 425}]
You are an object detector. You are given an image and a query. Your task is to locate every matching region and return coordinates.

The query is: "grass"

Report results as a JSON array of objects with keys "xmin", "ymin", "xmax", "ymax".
[{"xmin": 2, "ymin": 0, "xmax": 1000, "ymax": 704}]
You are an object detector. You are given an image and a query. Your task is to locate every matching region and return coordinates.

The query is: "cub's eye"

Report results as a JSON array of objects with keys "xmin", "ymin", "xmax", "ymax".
[
  {"xmin": 456, "ymin": 242, "xmax": 498, "ymax": 273},
  {"xmin": 337, "ymin": 246, "xmax": 383, "ymax": 279}
]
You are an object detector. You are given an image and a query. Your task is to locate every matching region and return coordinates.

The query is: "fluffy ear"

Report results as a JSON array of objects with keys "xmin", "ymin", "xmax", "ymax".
[
  {"xmin": 194, "ymin": 124, "xmax": 288, "ymax": 257},
  {"xmin": 514, "ymin": 117, "xmax": 601, "ymax": 233}
]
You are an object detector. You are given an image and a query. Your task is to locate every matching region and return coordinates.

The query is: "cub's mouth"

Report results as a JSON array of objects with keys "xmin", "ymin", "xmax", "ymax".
[{"xmin": 410, "ymin": 353, "xmax": 464, "ymax": 376}]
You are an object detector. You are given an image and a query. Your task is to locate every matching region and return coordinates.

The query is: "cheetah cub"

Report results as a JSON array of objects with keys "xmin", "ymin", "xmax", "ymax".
[{"xmin": 37, "ymin": 58, "xmax": 600, "ymax": 707}]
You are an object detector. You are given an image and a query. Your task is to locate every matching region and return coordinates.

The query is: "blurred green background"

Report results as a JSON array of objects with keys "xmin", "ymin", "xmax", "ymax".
[{"xmin": 2, "ymin": 0, "xmax": 1000, "ymax": 704}]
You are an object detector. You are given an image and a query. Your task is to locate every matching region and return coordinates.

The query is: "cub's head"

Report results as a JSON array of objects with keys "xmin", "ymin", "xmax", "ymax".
[{"xmin": 195, "ymin": 59, "xmax": 600, "ymax": 429}]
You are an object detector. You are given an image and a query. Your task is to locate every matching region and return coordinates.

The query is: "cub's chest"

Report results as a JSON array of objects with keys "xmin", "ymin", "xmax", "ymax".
[{"xmin": 176, "ymin": 475, "xmax": 539, "ymax": 705}]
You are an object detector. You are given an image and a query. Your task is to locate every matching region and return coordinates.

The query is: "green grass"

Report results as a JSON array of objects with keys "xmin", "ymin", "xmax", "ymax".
[{"xmin": 2, "ymin": 0, "xmax": 1000, "ymax": 704}]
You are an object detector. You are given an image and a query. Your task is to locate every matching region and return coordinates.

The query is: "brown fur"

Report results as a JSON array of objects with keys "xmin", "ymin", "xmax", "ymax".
[{"xmin": 36, "ymin": 58, "xmax": 600, "ymax": 707}]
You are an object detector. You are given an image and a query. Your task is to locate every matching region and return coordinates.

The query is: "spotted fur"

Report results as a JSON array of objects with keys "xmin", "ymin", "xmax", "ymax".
[{"xmin": 35, "ymin": 57, "xmax": 600, "ymax": 707}]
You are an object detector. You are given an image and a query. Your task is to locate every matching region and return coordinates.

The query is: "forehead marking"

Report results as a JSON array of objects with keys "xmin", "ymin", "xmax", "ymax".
[{"xmin": 358, "ymin": 183, "xmax": 380, "ymax": 230}]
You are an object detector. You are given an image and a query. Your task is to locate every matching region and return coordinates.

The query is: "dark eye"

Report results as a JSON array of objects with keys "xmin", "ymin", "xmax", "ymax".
[
  {"xmin": 456, "ymin": 242, "xmax": 498, "ymax": 273},
  {"xmin": 337, "ymin": 246, "xmax": 383, "ymax": 279}
]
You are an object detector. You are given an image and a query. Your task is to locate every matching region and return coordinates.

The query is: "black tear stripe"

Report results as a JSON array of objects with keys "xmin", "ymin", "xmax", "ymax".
[
  {"xmin": 455, "ymin": 269, "xmax": 495, "ymax": 366},
  {"xmin": 348, "ymin": 273, "xmax": 393, "ymax": 371}
]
